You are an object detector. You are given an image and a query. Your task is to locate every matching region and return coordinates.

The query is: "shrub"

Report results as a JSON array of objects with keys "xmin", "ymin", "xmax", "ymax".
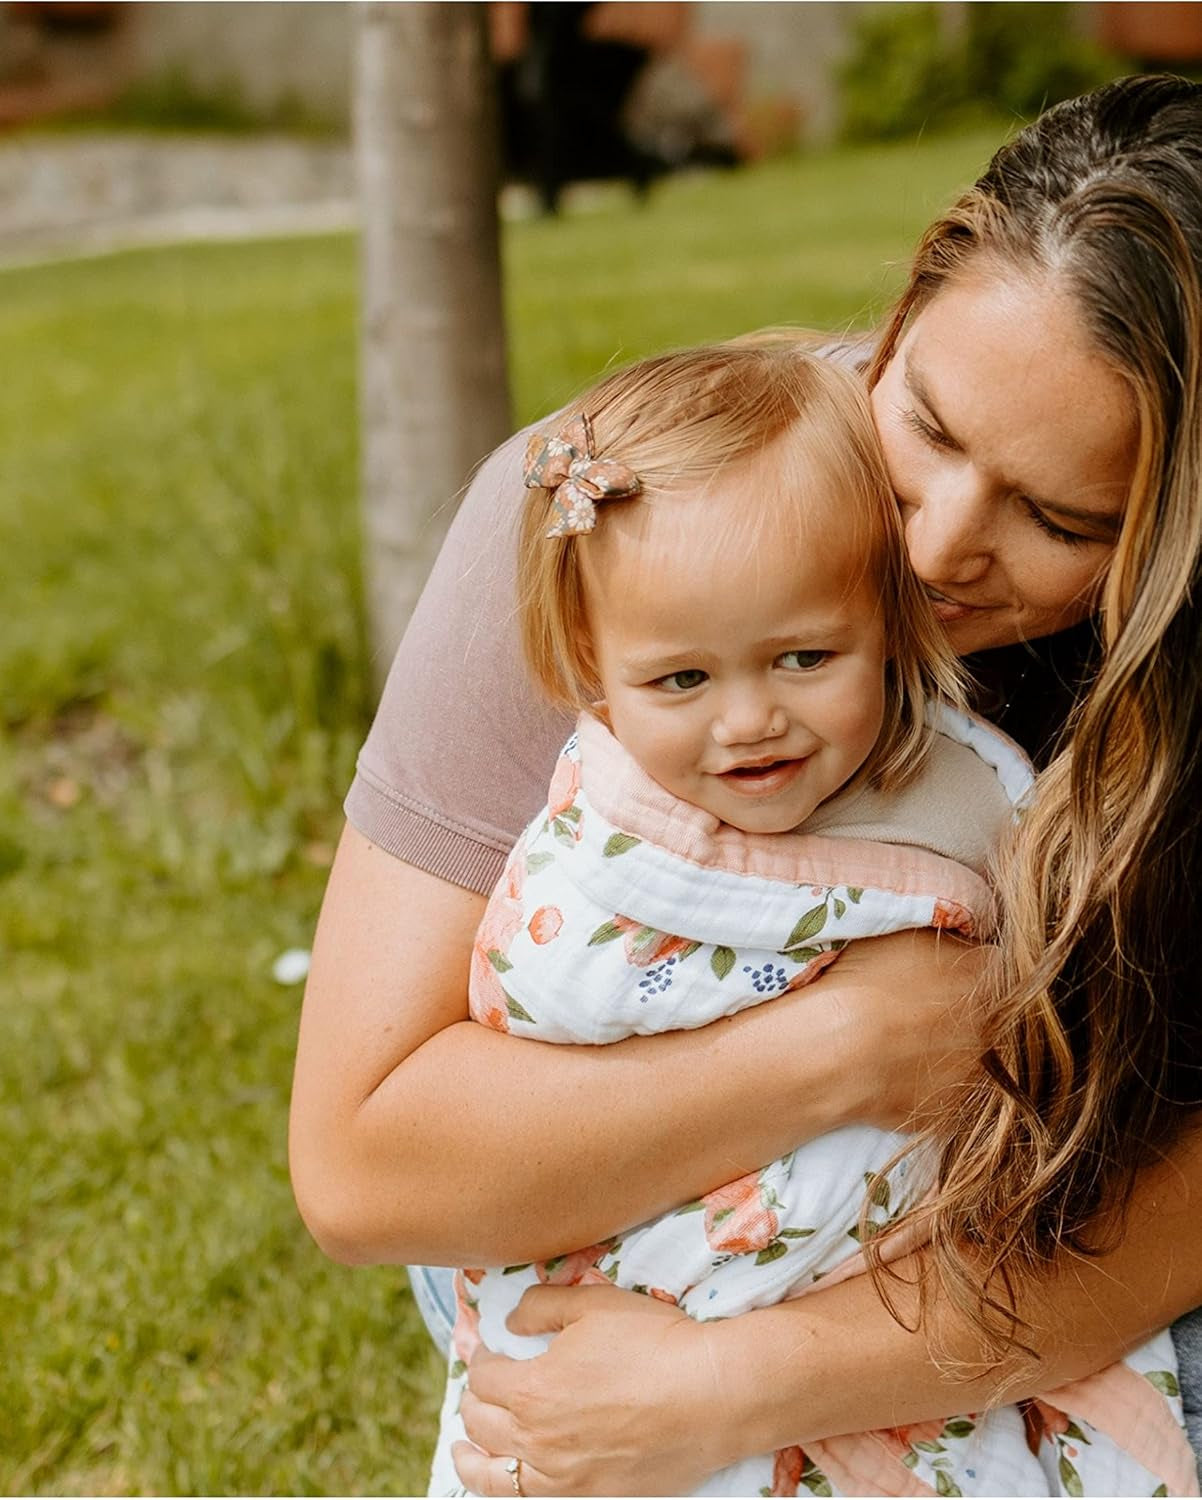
[{"xmin": 839, "ymin": 2, "xmax": 1123, "ymax": 142}]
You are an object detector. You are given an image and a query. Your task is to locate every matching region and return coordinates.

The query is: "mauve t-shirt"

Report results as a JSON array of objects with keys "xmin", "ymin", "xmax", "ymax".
[{"xmin": 346, "ymin": 421, "xmax": 580, "ymax": 895}]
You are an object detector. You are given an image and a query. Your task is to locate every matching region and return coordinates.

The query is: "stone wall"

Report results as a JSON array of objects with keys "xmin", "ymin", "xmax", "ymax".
[{"xmin": 0, "ymin": 135, "xmax": 353, "ymax": 261}]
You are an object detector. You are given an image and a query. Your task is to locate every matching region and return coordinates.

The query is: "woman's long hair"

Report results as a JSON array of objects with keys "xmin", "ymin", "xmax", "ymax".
[{"xmin": 866, "ymin": 74, "xmax": 1202, "ymax": 1362}]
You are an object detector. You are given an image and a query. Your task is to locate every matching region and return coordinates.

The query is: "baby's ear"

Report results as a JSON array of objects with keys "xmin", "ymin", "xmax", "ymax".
[{"xmin": 589, "ymin": 698, "xmax": 613, "ymax": 731}]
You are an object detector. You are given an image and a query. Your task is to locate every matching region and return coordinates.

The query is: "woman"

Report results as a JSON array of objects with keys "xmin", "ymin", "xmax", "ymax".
[{"xmin": 290, "ymin": 75, "xmax": 1202, "ymax": 1495}]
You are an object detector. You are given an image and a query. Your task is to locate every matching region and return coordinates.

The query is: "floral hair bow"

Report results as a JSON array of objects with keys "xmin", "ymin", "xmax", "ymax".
[{"xmin": 523, "ymin": 412, "xmax": 642, "ymax": 538}]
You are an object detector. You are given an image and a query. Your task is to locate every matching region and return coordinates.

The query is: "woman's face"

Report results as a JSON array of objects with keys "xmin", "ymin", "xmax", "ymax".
[{"xmin": 871, "ymin": 267, "xmax": 1138, "ymax": 654}]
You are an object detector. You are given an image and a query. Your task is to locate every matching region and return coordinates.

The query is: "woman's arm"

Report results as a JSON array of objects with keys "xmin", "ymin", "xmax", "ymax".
[
  {"xmin": 288, "ymin": 822, "xmax": 987, "ymax": 1266},
  {"xmin": 452, "ymin": 1125, "xmax": 1202, "ymax": 1496}
]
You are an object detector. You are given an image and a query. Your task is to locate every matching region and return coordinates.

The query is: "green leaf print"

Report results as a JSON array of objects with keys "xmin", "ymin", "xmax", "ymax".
[
  {"xmin": 942, "ymin": 1419, "xmax": 975, "ymax": 1439},
  {"xmin": 552, "ymin": 817, "xmax": 577, "ymax": 845},
  {"xmin": 711, "ymin": 1206, "xmax": 734, "ymax": 1226},
  {"xmin": 603, "ymin": 832, "xmax": 641, "ymax": 857},
  {"xmin": 865, "ymin": 1172, "xmax": 891, "ymax": 1210},
  {"xmin": 558, "ymin": 804, "xmax": 582, "ymax": 824},
  {"xmin": 487, "ymin": 949, "xmax": 513, "ymax": 972},
  {"xmin": 1059, "ymin": 1454, "xmax": 1084, "ymax": 1497},
  {"xmin": 502, "ymin": 1263, "xmax": 531, "ymax": 1274},
  {"xmin": 450, "ymin": 1359, "xmax": 466, "ymax": 1379},
  {"xmin": 783, "ymin": 903, "xmax": 828, "ymax": 950},
  {"xmin": 1063, "ymin": 1420, "xmax": 1089, "ymax": 1444},
  {"xmin": 526, "ymin": 852, "xmax": 554, "ymax": 876},
  {"xmin": 901, "ymin": 1452, "xmax": 919, "ymax": 1469},
  {"xmin": 1144, "ymin": 1369, "xmax": 1181, "ymax": 1397},
  {"xmin": 913, "ymin": 1440, "xmax": 944, "ymax": 1454},
  {"xmin": 800, "ymin": 1462, "xmax": 833, "ymax": 1497},
  {"xmin": 711, "ymin": 946, "xmax": 736, "ymax": 980},
  {"xmin": 1154, "ymin": 1485, "xmax": 1169, "ymax": 1496},
  {"xmin": 779, "ymin": 1227, "xmax": 816, "ymax": 1239},
  {"xmin": 588, "ymin": 920, "xmax": 624, "ymax": 945},
  {"xmin": 675, "ymin": 1200, "xmax": 705, "ymax": 1214},
  {"xmin": 833, "ymin": 898, "xmax": 846, "ymax": 919},
  {"xmin": 781, "ymin": 945, "xmax": 821, "ymax": 963},
  {"xmin": 678, "ymin": 941, "xmax": 703, "ymax": 961},
  {"xmin": 846, "ymin": 887, "xmax": 863, "ymax": 903},
  {"xmin": 934, "ymin": 1470, "xmax": 962, "ymax": 1497},
  {"xmin": 755, "ymin": 1240, "xmax": 789, "ymax": 1266},
  {"xmin": 506, "ymin": 995, "xmax": 535, "ymax": 1024}
]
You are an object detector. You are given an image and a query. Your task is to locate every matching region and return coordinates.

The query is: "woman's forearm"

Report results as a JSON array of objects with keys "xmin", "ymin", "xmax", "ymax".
[
  {"xmin": 290, "ymin": 825, "xmax": 984, "ymax": 1266},
  {"xmin": 350, "ymin": 1004, "xmax": 863, "ymax": 1266}
]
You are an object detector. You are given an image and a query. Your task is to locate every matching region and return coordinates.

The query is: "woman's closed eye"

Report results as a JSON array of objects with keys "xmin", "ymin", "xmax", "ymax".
[
  {"xmin": 654, "ymin": 668, "xmax": 709, "ymax": 693},
  {"xmin": 1023, "ymin": 499, "xmax": 1091, "ymax": 548},
  {"xmin": 900, "ymin": 405, "xmax": 956, "ymax": 451},
  {"xmin": 777, "ymin": 649, "xmax": 829, "ymax": 671}
]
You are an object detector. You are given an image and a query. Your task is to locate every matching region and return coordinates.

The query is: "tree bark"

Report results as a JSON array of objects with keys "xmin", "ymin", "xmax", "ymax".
[{"xmin": 355, "ymin": 1, "xmax": 511, "ymax": 683}]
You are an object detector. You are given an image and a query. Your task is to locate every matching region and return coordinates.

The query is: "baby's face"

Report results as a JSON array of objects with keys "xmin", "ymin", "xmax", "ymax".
[{"xmin": 582, "ymin": 462, "xmax": 888, "ymax": 834}]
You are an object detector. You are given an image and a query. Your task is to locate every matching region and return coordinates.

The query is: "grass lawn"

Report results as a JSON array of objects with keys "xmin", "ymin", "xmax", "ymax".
[{"xmin": 1, "ymin": 125, "xmax": 1004, "ymax": 1495}]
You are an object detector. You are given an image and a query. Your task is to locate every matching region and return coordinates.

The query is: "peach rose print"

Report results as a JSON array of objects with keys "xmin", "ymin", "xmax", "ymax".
[
  {"xmin": 527, "ymin": 905, "xmax": 563, "ymax": 944},
  {"xmin": 702, "ymin": 1170, "xmax": 780, "ymax": 1256}
]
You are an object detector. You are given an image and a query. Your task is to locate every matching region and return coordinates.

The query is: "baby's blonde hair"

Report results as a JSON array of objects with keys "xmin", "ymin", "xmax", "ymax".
[{"xmin": 518, "ymin": 335, "xmax": 963, "ymax": 789}]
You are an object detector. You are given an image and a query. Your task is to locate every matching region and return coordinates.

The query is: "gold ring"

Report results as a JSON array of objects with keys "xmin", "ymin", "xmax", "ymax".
[{"xmin": 504, "ymin": 1456, "xmax": 524, "ymax": 1497}]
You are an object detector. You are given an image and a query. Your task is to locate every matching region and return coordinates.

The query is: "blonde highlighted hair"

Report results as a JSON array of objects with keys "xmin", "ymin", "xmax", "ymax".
[{"xmin": 517, "ymin": 336, "xmax": 963, "ymax": 790}]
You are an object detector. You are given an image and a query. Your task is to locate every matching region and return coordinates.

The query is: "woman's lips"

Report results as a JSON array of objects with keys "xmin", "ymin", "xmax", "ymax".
[
  {"xmin": 716, "ymin": 759, "xmax": 807, "ymax": 795},
  {"xmin": 923, "ymin": 586, "xmax": 993, "ymax": 623}
]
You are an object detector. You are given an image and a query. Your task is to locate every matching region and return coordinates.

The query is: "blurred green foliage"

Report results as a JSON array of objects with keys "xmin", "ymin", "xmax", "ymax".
[
  {"xmin": 47, "ymin": 66, "xmax": 344, "ymax": 137},
  {"xmin": 839, "ymin": 2, "xmax": 1124, "ymax": 142}
]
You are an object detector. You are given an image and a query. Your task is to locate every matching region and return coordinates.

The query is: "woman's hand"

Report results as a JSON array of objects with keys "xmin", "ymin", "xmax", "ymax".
[
  {"xmin": 451, "ymin": 1284, "xmax": 731, "ymax": 1497},
  {"xmin": 829, "ymin": 929, "xmax": 991, "ymax": 1133}
]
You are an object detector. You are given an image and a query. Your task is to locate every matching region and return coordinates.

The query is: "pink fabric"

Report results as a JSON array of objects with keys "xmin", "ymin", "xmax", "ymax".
[
  {"xmin": 1041, "ymin": 1363, "xmax": 1200, "ymax": 1495},
  {"xmin": 577, "ymin": 713, "xmax": 995, "ymax": 916}
]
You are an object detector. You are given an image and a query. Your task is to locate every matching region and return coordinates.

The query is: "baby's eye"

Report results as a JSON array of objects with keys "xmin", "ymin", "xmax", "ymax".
[
  {"xmin": 655, "ymin": 669, "xmax": 708, "ymax": 693},
  {"xmin": 777, "ymin": 650, "xmax": 828, "ymax": 671}
]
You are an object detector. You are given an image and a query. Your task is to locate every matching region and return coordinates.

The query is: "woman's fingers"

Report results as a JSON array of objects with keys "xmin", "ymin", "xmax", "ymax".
[
  {"xmin": 460, "ymin": 1375, "xmax": 520, "ymax": 1458},
  {"xmin": 464, "ymin": 1343, "xmax": 533, "ymax": 1414},
  {"xmin": 505, "ymin": 1280, "xmax": 630, "ymax": 1340},
  {"xmin": 452, "ymin": 1441, "xmax": 550, "ymax": 1498}
]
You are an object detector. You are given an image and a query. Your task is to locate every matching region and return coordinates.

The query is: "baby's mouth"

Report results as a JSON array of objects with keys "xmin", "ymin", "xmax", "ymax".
[{"xmin": 724, "ymin": 760, "xmax": 792, "ymax": 778}]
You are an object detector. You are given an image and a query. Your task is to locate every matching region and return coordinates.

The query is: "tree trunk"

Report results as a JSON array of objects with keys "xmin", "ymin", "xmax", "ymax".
[{"xmin": 355, "ymin": 1, "xmax": 511, "ymax": 684}]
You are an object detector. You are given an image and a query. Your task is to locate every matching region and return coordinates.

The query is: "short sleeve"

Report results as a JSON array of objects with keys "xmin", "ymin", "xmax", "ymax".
[{"xmin": 345, "ymin": 426, "xmax": 574, "ymax": 895}]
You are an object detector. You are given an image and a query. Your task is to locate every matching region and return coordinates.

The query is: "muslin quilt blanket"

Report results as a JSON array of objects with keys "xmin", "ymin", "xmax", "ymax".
[{"xmin": 428, "ymin": 707, "xmax": 1196, "ymax": 1498}]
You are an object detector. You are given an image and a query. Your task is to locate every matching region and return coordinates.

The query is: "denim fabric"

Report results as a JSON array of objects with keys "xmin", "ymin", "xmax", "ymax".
[
  {"xmin": 408, "ymin": 1264, "xmax": 455, "ymax": 1356},
  {"xmin": 1173, "ymin": 1305, "xmax": 1202, "ymax": 1462}
]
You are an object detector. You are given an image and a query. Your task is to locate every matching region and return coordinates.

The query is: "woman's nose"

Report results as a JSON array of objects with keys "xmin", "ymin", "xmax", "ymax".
[
  {"xmin": 901, "ymin": 471, "xmax": 994, "ymax": 588},
  {"xmin": 712, "ymin": 685, "xmax": 787, "ymax": 748}
]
